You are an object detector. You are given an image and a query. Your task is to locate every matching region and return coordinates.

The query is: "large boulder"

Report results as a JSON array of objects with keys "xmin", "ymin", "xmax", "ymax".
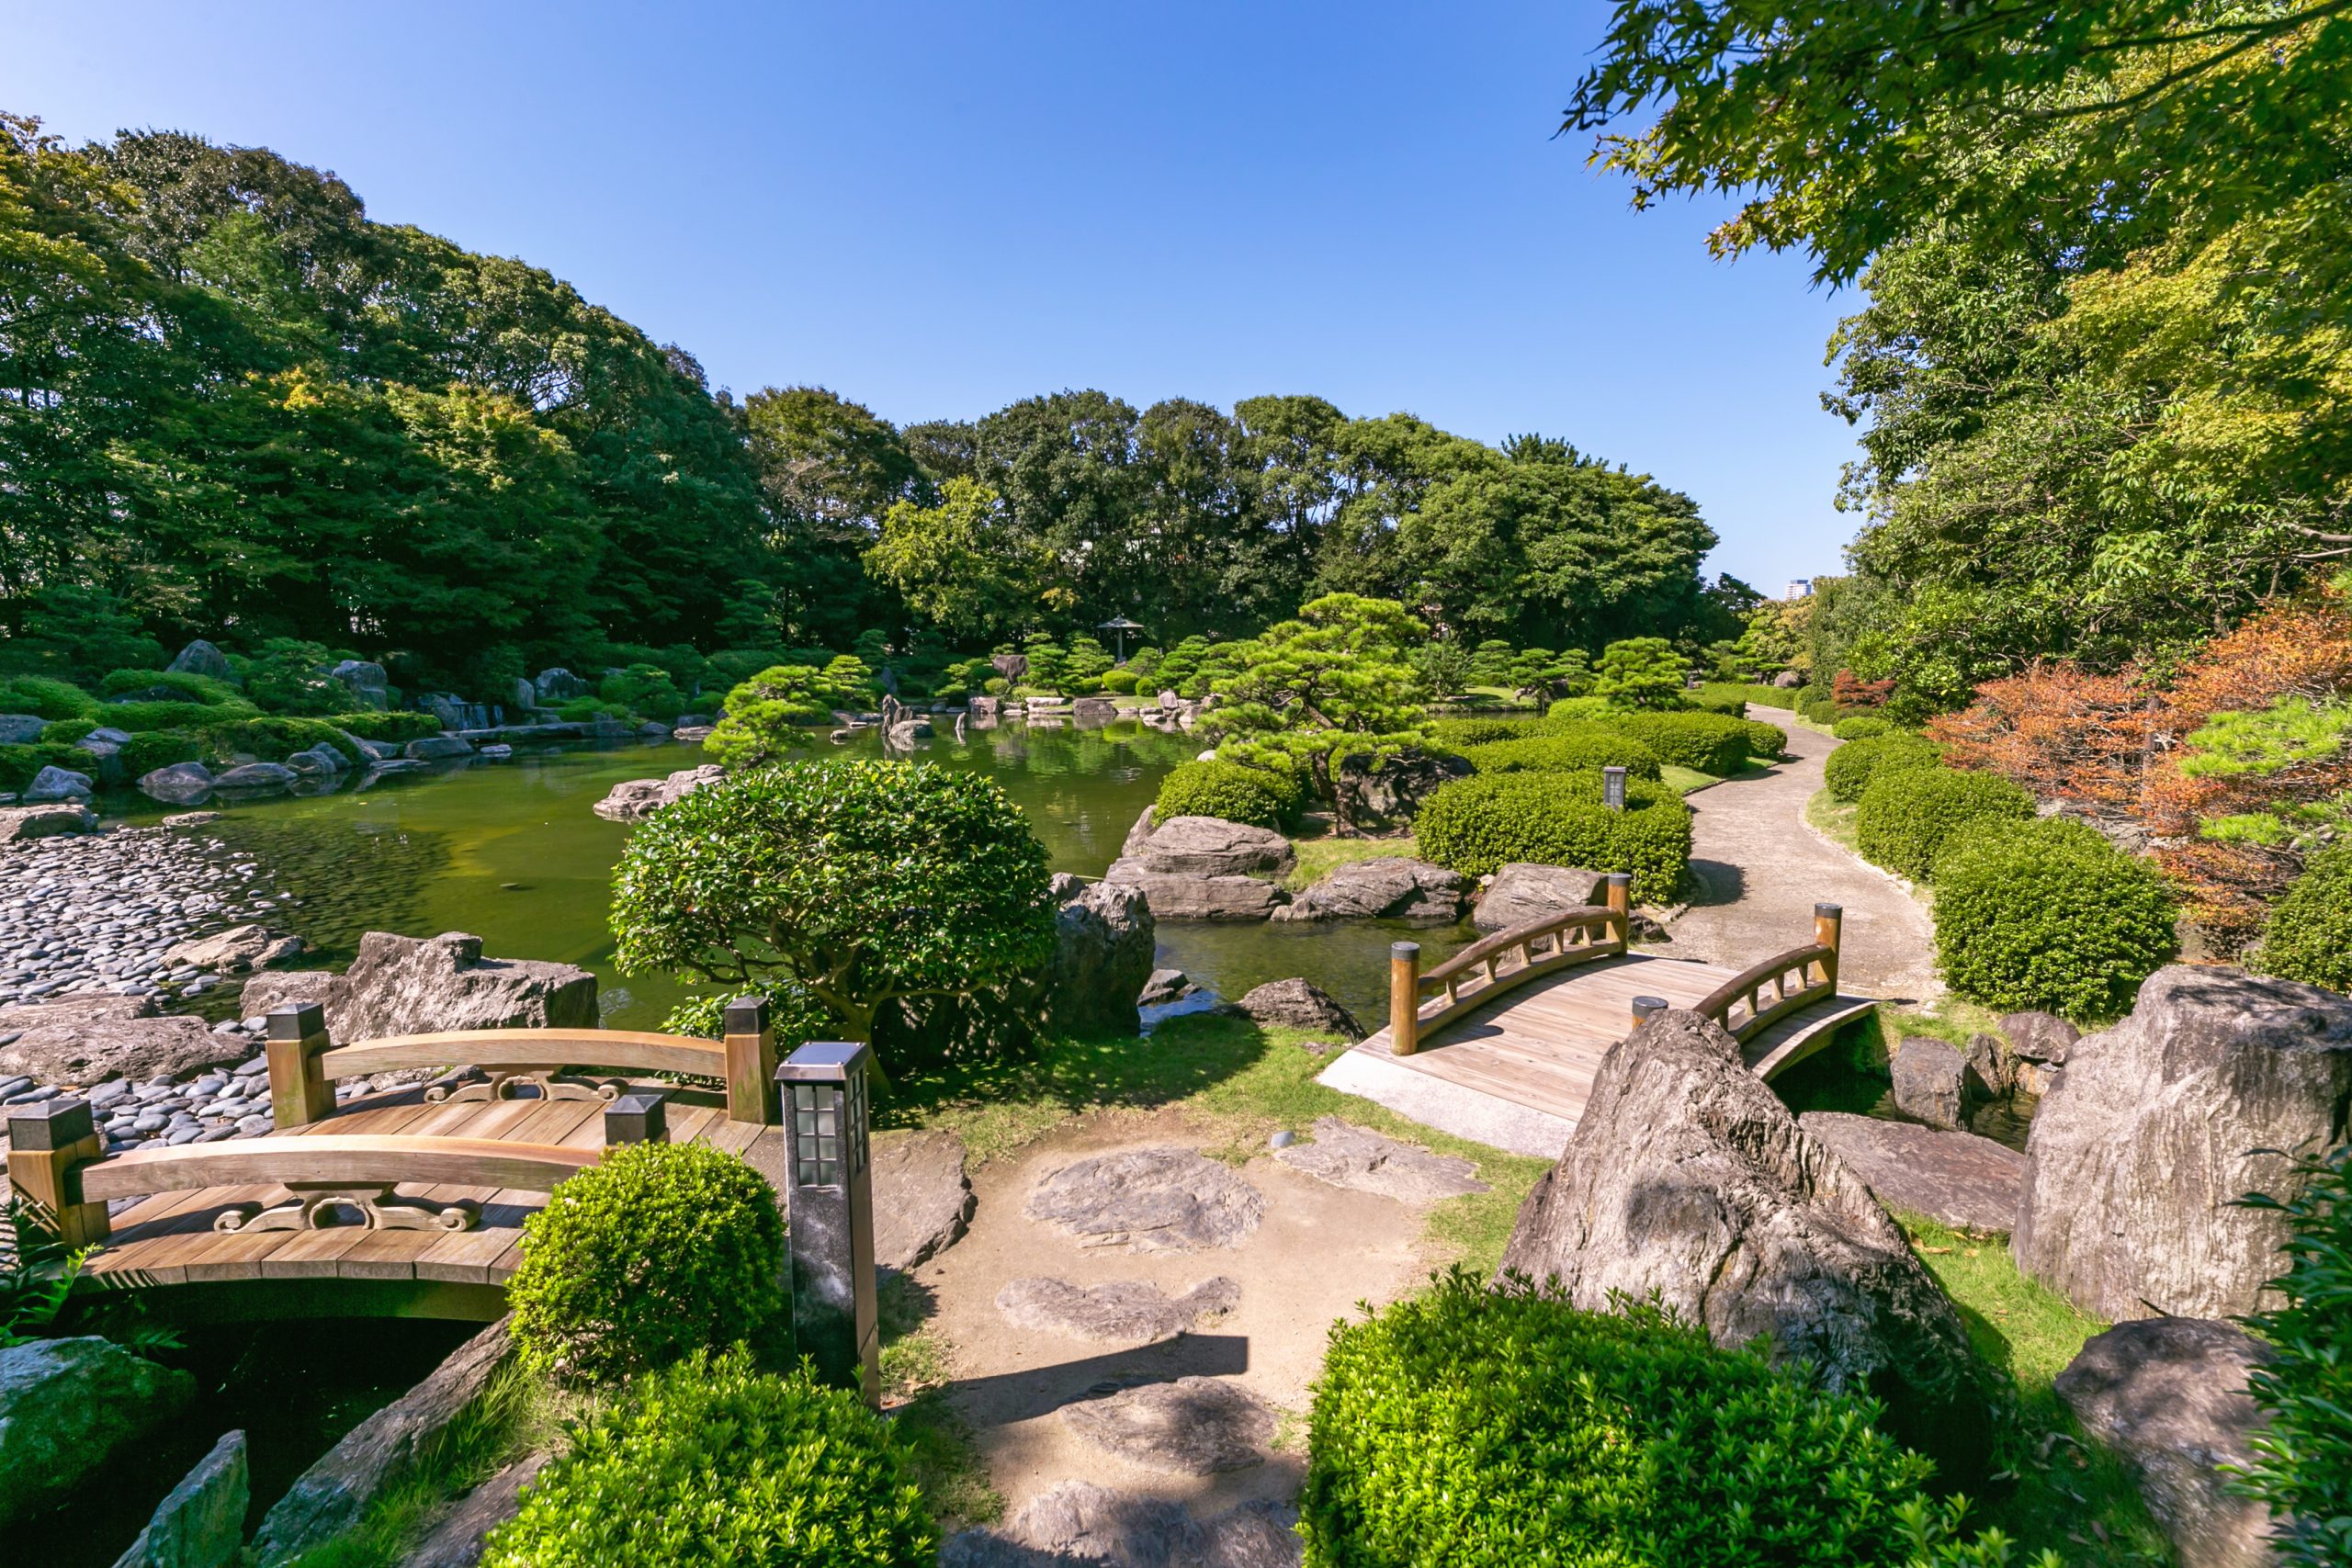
[
  {"xmin": 1472, "ymin": 863, "xmax": 1608, "ymax": 933},
  {"xmin": 139, "ymin": 761, "xmax": 215, "ymax": 805},
  {"xmin": 210, "ymin": 762, "xmax": 297, "ymax": 793},
  {"xmin": 2014, "ymin": 964, "xmax": 2352, "ymax": 1321},
  {"xmin": 1274, "ymin": 856, "xmax": 1468, "ymax": 921},
  {"xmin": 1040, "ymin": 874, "xmax": 1155, "ymax": 1036},
  {"xmin": 163, "ymin": 923, "xmax": 304, "ymax": 975},
  {"xmin": 1101, "ymin": 858, "xmax": 1288, "ymax": 919},
  {"xmin": 532, "ymin": 667, "xmax": 588, "ymax": 704},
  {"xmin": 25, "ymin": 764, "xmax": 93, "ymax": 802},
  {"xmin": 2054, "ymin": 1318, "xmax": 2279, "ymax": 1568},
  {"xmin": 111, "ymin": 1428, "xmax": 247, "ymax": 1568},
  {"xmin": 1234, "ymin": 976, "xmax": 1363, "ymax": 1038},
  {"xmin": 240, "ymin": 931, "xmax": 596, "ymax": 1042},
  {"xmin": 167, "ymin": 638, "xmax": 234, "ymax": 682},
  {"xmin": 2001, "ymin": 1009, "xmax": 2080, "ymax": 1097},
  {"xmin": 0, "ymin": 714, "xmax": 48, "ymax": 744},
  {"xmin": 326, "ymin": 660, "xmax": 390, "ymax": 711},
  {"xmin": 1332, "ymin": 746, "xmax": 1472, "ymax": 831},
  {"xmin": 871, "ymin": 1130, "xmax": 975, "ymax": 1273},
  {"xmin": 1797, "ymin": 1111, "xmax": 2025, "ymax": 1233},
  {"xmin": 0, "ymin": 802, "xmax": 97, "ymax": 842},
  {"xmin": 1498, "ymin": 1010, "xmax": 1990, "ymax": 1472},
  {"xmin": 1889, "ymin": 1035, "xmax": 1971, "ymax": 1130},
  {"xmin": 590, "ymin": 763, "xmax": 725, "ymax": 822},
  {"xmin": 403, "ymin": 736, "xmax": 472, "ymax": 761},
  {"xmin": 0, "ymin": 993, "xmax": 247, "ymax": 1084},
  {"xmin": 252, "ymin": 1320, "xmax": 511, "ymax": 1565},
  {"xmin": 0, "ymin": 1337, "xmax": 196, "ymax": 1527},
  {"xmin": 1128, "ymin": 816, "xmax": 1294, "ymax": 877}
]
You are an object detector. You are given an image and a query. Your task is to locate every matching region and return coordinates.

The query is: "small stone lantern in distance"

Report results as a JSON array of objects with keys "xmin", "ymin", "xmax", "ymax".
[{"xmin": 776, "ymin": 1041, "xmax": 879, "ymax": 1405}]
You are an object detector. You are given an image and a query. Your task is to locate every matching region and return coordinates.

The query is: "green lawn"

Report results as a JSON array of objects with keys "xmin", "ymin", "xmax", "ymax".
[
  {"xmin": 1284, "ymin": 832, "xmax": 1422, "ymax": 891},
  {"xmin": 1806, "ymin": 784, "xmax": 1862, "ymax": 852}
]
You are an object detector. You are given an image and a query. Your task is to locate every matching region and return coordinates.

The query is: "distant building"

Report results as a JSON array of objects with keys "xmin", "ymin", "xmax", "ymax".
[{"xmin": 1784, "ymin": 579, "xmax": 1813, "ymax": 600}]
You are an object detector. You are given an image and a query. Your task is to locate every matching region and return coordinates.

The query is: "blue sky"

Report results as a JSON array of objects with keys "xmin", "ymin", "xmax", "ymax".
[{"xmin": 5, "ymin": 1, "xmax": 1862, "ymax": 591}]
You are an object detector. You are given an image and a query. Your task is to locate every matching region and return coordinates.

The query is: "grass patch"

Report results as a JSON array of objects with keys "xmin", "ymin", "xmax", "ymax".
[
  {"xmin": 1893, "ymin": 1214, "xmax": 2172, "ymax": 1564},
  {"xmin": 1805, "ymin": 784, "xmax": 1863, "ymax": 853},
  {"xmin": 877, "ymin": 1273, "xmax": 1002, "ymax": 1529},
  {"xmin": 1659, "ymin": 763, "xmax": 1715, "ymax": 794},
  {"xmin": 1284, "ymin": 833, "xmax": 1420, "ymax": 891}
]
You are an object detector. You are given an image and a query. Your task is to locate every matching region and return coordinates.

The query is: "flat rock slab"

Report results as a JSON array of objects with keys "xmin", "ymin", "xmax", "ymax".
[
  {"xmin": 0, "ymin": 994, "xmax": 246, "ymax": 1086},
  {"xmin": 1797, "ymin": 1111, "xmax": 2024, "ymax": 1233},
  {"xmin": 1473, "ymin": 863, "xmax": 1606, "ymax": 932},
  {"xmin": 995, "ymin": 1276, "xmax": 1240, "ymax": 1344},
  {"xmin": 1061, "ymin": 1376, "xmax": 1276, "ymax": 1474},
  {"xmin": 1272, "ymin": 1116, "xmax": 1487, "ymax": 1204},
  {"xmin": 872, "ymin": 1129, "xmax": 974, "ymax": 1273},
  {"xmin": 1273, "ymin": 856, "xmax": 1467, "ymax": 922},
  {"xmin": 942, "ymin": 1483, "xmax": 1300, "ymax": 1567},
  {"xmin": 1026, "ymin": 1147, "xmax": 1265, "ymax": 1252}
]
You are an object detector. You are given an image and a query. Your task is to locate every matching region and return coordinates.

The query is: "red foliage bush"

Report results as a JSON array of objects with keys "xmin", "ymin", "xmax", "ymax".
[
  {"xmin": 1926, "ymin": 663, "xmax": 2154, "ymax": 822},
  {"xmin": 1832, "ymin": 670, "xmax": 1896, "ymax": 710}
]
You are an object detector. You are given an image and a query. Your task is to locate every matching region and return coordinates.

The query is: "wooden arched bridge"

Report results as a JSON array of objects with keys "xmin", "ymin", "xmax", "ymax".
[
  {"xmin": 4, "ymin": 1010, "xmax": 787, "ymax": 1321},
  {"xmin": 1319, "ymin": 874, "xmax": 1878, "ymax": 1157}
]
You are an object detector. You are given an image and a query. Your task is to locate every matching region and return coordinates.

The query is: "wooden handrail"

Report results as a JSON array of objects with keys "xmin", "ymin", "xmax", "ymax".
[
  {"xmin": 1389, "ymin": 878, "xmax": 1631, "ymax": 1056},
  {"xmin": 73, "ymin": 1134, "xmax": 599, "ymax": 1203},
  {"xmin": 1420, "ymin": 905, "xmax": 1620, "ymax": 987},
  {"xmin": 315, "ymin": 1029, "xmax": 725, "ymax": 1080},
  {"xmin": 1691, "ymin": 943, "xmax": 1835, "ymax": 1041}
]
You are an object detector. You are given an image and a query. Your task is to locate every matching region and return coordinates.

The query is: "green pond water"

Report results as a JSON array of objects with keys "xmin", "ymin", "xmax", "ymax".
[{"xmin": 123, "ymin": 721, "xmax": 1474, "ymax": 1032}]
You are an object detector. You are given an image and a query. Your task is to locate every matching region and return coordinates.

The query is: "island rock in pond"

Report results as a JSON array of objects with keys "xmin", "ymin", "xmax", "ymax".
[
  {"xmin": 241, "ymin": 931, "xmax": 596, "ymax": 1040},
  {"xmin": 591, "ymin": 763, "xmax": 726, "ymax": 822}
]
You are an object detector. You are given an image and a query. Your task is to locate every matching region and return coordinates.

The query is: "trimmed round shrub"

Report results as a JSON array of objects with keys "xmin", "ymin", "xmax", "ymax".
[
  {"xmin": 1593, "ymin": 710, "xmax": 1752, "ymax": 775},
  {"xmin": 1429, "ymin": 716, "xmax": 1549, "ymax": 749},
  {"xmin": 1679, "ymin": 685, "xmax": 1750, "ymax": 716},
  {"xmin": 1459, "ymin": 730, "xmax": 1662, "ymax": 781},
  {"xmin": 1544, "ymin": 694, "xmax": 1611, "ymax": 724},
  {"xmin": 1932, "ymin": 818, "xmax": 2178, "ymax": 1019},
  {"xmin": 0, "ymin": 676, "xmax": 96, "ymax": 721},
  {"xmin": 97, "ymin": 667, "xmax": 245, "ymax": 706},
  {"xmin": 481, "ymin": 1346, "xmax": 936, "ymax": 1568},
  {"xmin": 1742, "ymin": 718, "xmax": 1788, "ymax": 759},
  {"xmin": 196, "ymin": 716, "xmax": 363, "ymax": 767},
  {"xmin": 0, "ymin": 742, "xmax": 92, "ymax": 794},
  {"xmin": 1414, "ymin": 769, "xmax": 1691, "ymax": 901},
  {"xmin": 2254, "ymin": 842, "xmax": 2352, "ymax": 994},
  {"xmin": 1097, "ymin": 668, "xmax": 1138, "ymax": 694},
  {"xmin": 100, "ymin": 698, "xmax": 256, "ymax": 733},
  {"xmin": 1855, "ymin": 764, "xmax": 2034, "ymax": 883},
  {"xmin": 332, "ymin": 710, "xmax": 442, "ymax": 742},
  {"xmin": 40, "ymin": 717, "xmax": 95, "ymax": 745},
  {"xmin": 1301, "ymin": 1268, "xmax": 1964, "ymax": 1567},
  {"xmin": 1823, "ymin": 732, "xmax": 1942, "ymax": 804},
  {"xmin": 120, "ymin": 731, "xmax": 201, "ymax": 777},
  {"xmin": 1154, "ymin": 758, "xmax": 1302, "ymax": 828},
  {"xmin": 1833, "ymin": 716, "xmax": 1895, "ymax": 741},
  {"xmin": 507, "ymin": 1142, "xmax": 785, "ymax": 1384}
]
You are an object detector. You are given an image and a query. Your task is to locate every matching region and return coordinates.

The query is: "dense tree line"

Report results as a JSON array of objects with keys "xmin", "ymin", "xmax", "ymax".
[{"xmin": 2, "ymin": 113, "xmax": 1742, "ymax": 697}]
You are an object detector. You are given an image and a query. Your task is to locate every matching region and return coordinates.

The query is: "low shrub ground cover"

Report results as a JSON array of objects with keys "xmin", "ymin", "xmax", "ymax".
[
  {"xmin": 1586, "ymin": 709, "xmax": 1755, "ymax": 774},
  {"xmin": 481, "ymin": 1348, "xmax": 937, "ymax": 1568},
  {"xmin": 97, "ymin": 667, "xmax": 244, "ymax": 705},
  {"xmin": 97, "ymin": 697, "xmax": 255, "ymax": 733},
  {"xmin": 1836, "ymin": 716, "xmax": 1898, "ymax": 740},
  {"xmin": 196, "ymin": 715, "xmax": 365, "ymax": 768},
  {"xmin": 1300, "ymin": 1267, "xmax": 2048, "ymax": 1567},
  {"xmin": 1857, "ymin": 765, "xmax": 2036, "ymax": 883},
  {"xmin": 1458, "ymin": 729, "xmax": 1663, "ymax": 781},
  {"xmin": 1825, "ymin": 733, "xmax": 1944, "ymax": 803},
  {"xmin": 0, "ymin": 675, "xmax": 98, "ymax": 720},
  {"xmin": 1931, "ymin": 818, "xmax": 2178, "ymax": 1020},
  {"xmin": 1153, "ymin": 757, "xmax": 1304, "ymax": 828},
  {"xmin": 1694, "ymin": 680, "xmax": 1792, "ymax": 712},
  {"xmin": 0, "ymin": 741, "xmax": 91, "ymax": 793},
  {"xmin": 1415, "ymin": 769, "xmax": 1691, "ymax": 900},
  {"xmin": 334, "ymin": 710, "xmax": 443, "ymax": 743},
  {"xmin": 506, "ymin": 1142, "xmax": 785, "ymax": 1385},
  {"xmin": 1427, "ymin": 715, "xmax": 1550, "ymax": 749}
]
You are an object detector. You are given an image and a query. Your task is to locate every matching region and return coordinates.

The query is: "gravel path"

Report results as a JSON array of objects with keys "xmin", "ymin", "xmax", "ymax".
[{"xmin": 1662, "ymin": 709, "xmax": 1940, "ymax": 1004}]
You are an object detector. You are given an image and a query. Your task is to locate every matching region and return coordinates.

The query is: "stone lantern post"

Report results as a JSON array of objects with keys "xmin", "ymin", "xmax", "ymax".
[{"xmin": 775, "ymin": 1041, "xmax": 879, "ymax": 1404}]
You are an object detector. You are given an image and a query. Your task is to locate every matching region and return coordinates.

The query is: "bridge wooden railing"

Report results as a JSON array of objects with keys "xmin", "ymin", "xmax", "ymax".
[
  {"xmin": 1638, "ymin": 903, "xmax": 1844, "ymax": 1043},
  {"xmin": 1386, "ymin": 874, "xmax": 1631, "ymax": 1055},
  {"xmin": 264, "ymin": 996, "xmax": 782, "ymax": 1130}
]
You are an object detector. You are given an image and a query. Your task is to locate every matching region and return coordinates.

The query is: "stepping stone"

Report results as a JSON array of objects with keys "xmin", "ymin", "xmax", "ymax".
[
  {"xmin": 1061, "ymin": 1376, "xmax": 1275, "ymax": 1474},
  {"xmin": 940, "ymin": 1483, "xmax": 1301, "ymax": 1567},
  {"xmin": 1272, "ymin": 1116, "xmax": 1487, "ymax": 1203},
  {"xmin": 1798, "ymin": 1111, "xmax": 2025, "ymax": 1233},
  {"xmin": 872, "ymin": 1129, "xmax": 974, "ymax": 1272},
  {"xmin": 995, "ymin": 1276, "xmax": 1240, "ymax": 1344},
  {"xmin": 1026, "ymin": 1147, "xmax": 1264, "ymax": 1252}
]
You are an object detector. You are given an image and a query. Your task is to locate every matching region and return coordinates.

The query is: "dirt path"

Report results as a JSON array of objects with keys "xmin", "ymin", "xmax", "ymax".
[{"xmin": 1662, "ymin": 708, "xmax": 1940, "ymax": 1004}]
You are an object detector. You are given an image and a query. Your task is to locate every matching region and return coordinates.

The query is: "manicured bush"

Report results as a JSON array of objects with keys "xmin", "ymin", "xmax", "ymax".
[
  {"xmin": 1153, "ymin": 758, "xmax": 1304, "ymax": 828},
  {"xmin": 1743, "ymin": 718, "xmax": 1789, "ymax": 759},
  {"xmin": 1459, "ymin": 730, "xmax": 1663, "ymax": 782},
  {"xmin": 1414, "ymin": 769, "xmax": 1691, "ymax": 901},
  {"xmin": 195, "ymin": 716, "xmax": 363, "ymax": 768},
  {"xmin": 2237, "ymin": 1145, "xmax": 2352, "ymax": 1568},
  {"xmin": 120, "ymin": 731, "xmax": 201, "ymax": 777},
  {"xmin": 1834, "ymin": 716, "xmax": 1896, "ymax": 740},
  {"xmin": 0, "ymin": 676, "xmax": 96, "ymax": 720},
  {"xmin": 1824, "ymin": 733, "xmax": 1943, "ymax": 804},
  {"xmin": 557, "ymin": 695, "xmax": 630, "ymax": 723},
  {"xmin": 599, "ymin": 662, "xmax": 688, "ymax": 723},
  {"xmin": 1301, "ymin": 1267, "xmax": 1976, "ymax": 1568},
  {"xmin": 1692, "ymin": 680, "xmax": 1789, "ymax": 714},
  {"xmin": 98, "ymin": 667, "xmax": 245, "ymax": 706},
  {"xmin": 507, "ymin": 1142, "xmax": 785, "ymax": 1384},
  {"xmin": 1680, "ymin": 686, "xmax": 1751, "ymax": 717},
  {"xmin": 2253, "ymin": 842, "xmax": 2352, "ymax": 994},
  {"xmin": 1097, "ymin": 668, "xmax": 1138, "ymax": 694},
  {"xmin": 1544, "ymin": 695, "xmax": 1612, "ymax": 724},
  {"xmin": 332, "ymin": 710, "xmax": 443, "ymax": 742},
  {"xmin": 99, "ymin": 698, "xmax": 256, "ymax": 733},
  {"xmin": 39, "ymin": 718, "xmax": 94, "ymax": 745},
  {"xmin": 1856, "ymin": 765, "xmax": 2035, "ymax": 883},
  {"xmin": 1429, "ymin": 716, "xmax": 1550, "ymax": 749},
  {"xmin": 1591, "ymin": 710, "xmax": 1752, "ymax": 775},
  {"xmin": 481, "ymin": 1346, "xmax": 936, "ymax": 1568},
  {"xmin": 1931, "ymin": 818, "xmax": 2178, "ymax": 1019},
  {"xmin": 0, "ymin": 742, "xmax": 91, "ymax": 794}
]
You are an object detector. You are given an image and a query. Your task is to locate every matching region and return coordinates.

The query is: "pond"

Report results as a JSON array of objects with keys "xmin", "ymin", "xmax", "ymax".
[{"xmin": 117, "ymin": 720, "xmax": 1474, "ymax": 1033}]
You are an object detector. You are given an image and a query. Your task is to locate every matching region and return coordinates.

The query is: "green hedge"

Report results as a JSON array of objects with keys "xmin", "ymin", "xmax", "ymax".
[
  {"xmin": 1588, "ymin": 710, "xmax": 1752, "ymax": 775},
  {"xmin": 121, "ymin": 732, "xmax": 202, "ymax": 778},
  {"xmin": 1856, "ymin": 765, "xmax": 2035, "ymax": 883},
  {"xmin": 1459, "ymin": 730, "xmax": 1663, "ymax": 781},
  {"xmin": 0, "ymin": 676, "xmax": 97, "ymax": 721},
  {"xmin": 1415, "ymin": 769, "xmax": 1691, "ymax": 901},
  {"xmin": 1833, "ymin": 716, "xmax": 1896, "ymax": 740},
  {"xmin": 0, "ymin": 742, "xmax": 91, "ymax": 794},
  {"xmin": 331, "ymin": 710, "xmax": 443, "ymax": 742},
  {"xmin": 1694, "ymin": 680, "xmax": 1791, "ymax": 712},
  {"xmin": 100, "ymin": 698, "xmax": 257, "ymax": 733},
  {"xmin": 1300, "ymin": 1268, "xmax": 1978, "ymax": 1568},
  {"xmin": 1679, "ymin": 686, "xmax": 1750, "ymax": 717},
  {"xmin": 196, "ymin": 716, "xmax": 363, "ymax": 768},
  {"xmin": 2257, "ymin": 843, "xmax": 2352, "ymax": 993},
  {"xmin": 507, "ymin": 1142, "xmax": 785, "ymax": 1384},
  {"xmin": 1823, "ymin": 733, "xmax": 1942, "ymax": 804},
  {"xmin": 1154, "ymin": 758, "xmax": 1303, "ymax": 829},
  {"xmin": 97, "ymin": 668, "xmax": 244, "ymax": 705},
  {"xmin": 481, "ymin": 1347, "xmax": 936, "ymax": 1568},
  {"xmin": 40, "ymin": 718, "xmax": 94, "ymax": 745},
  {"xmin": 1743, "ymin": 718, "xmax": 1788, "ymax": 759},
  {"xmin": 1429, "ymin": 716, "xmax": 1551, "ymax": 749},
  {"xmin": 1932, "ymin": 818, "xmax": 2178, "ymax": 1020}
]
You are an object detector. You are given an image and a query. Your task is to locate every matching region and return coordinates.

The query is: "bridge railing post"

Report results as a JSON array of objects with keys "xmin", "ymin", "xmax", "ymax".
[
  {"xmin": 1815, "ymin": 903, "xmax": 1844, "ymax": 991},
  {"xmin": 605, "ymin": 1090, "xmax": 670, "ymax": 1145},
  {"xmin": 1389, "ymin": 942, "xmax": 1420, "ymax": 1057},
  {"xmin": 1604, "ymin": 873, "xmax": 1631, "ymax": 942},
  {"xmin": 6, "ymin": 1099, "xmax": 108, "ymax": 1247},
  {"xmin": 267, "ymin": 1003, "xmax": 335, "ymax": 1129},
  {"xmin": 1629, "ymin": 994, "xmax": 1668, "ymax": 1035},
  {"xmin": 724, "ymin": 996, "xmax": 781, "ymax": 1124}
]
